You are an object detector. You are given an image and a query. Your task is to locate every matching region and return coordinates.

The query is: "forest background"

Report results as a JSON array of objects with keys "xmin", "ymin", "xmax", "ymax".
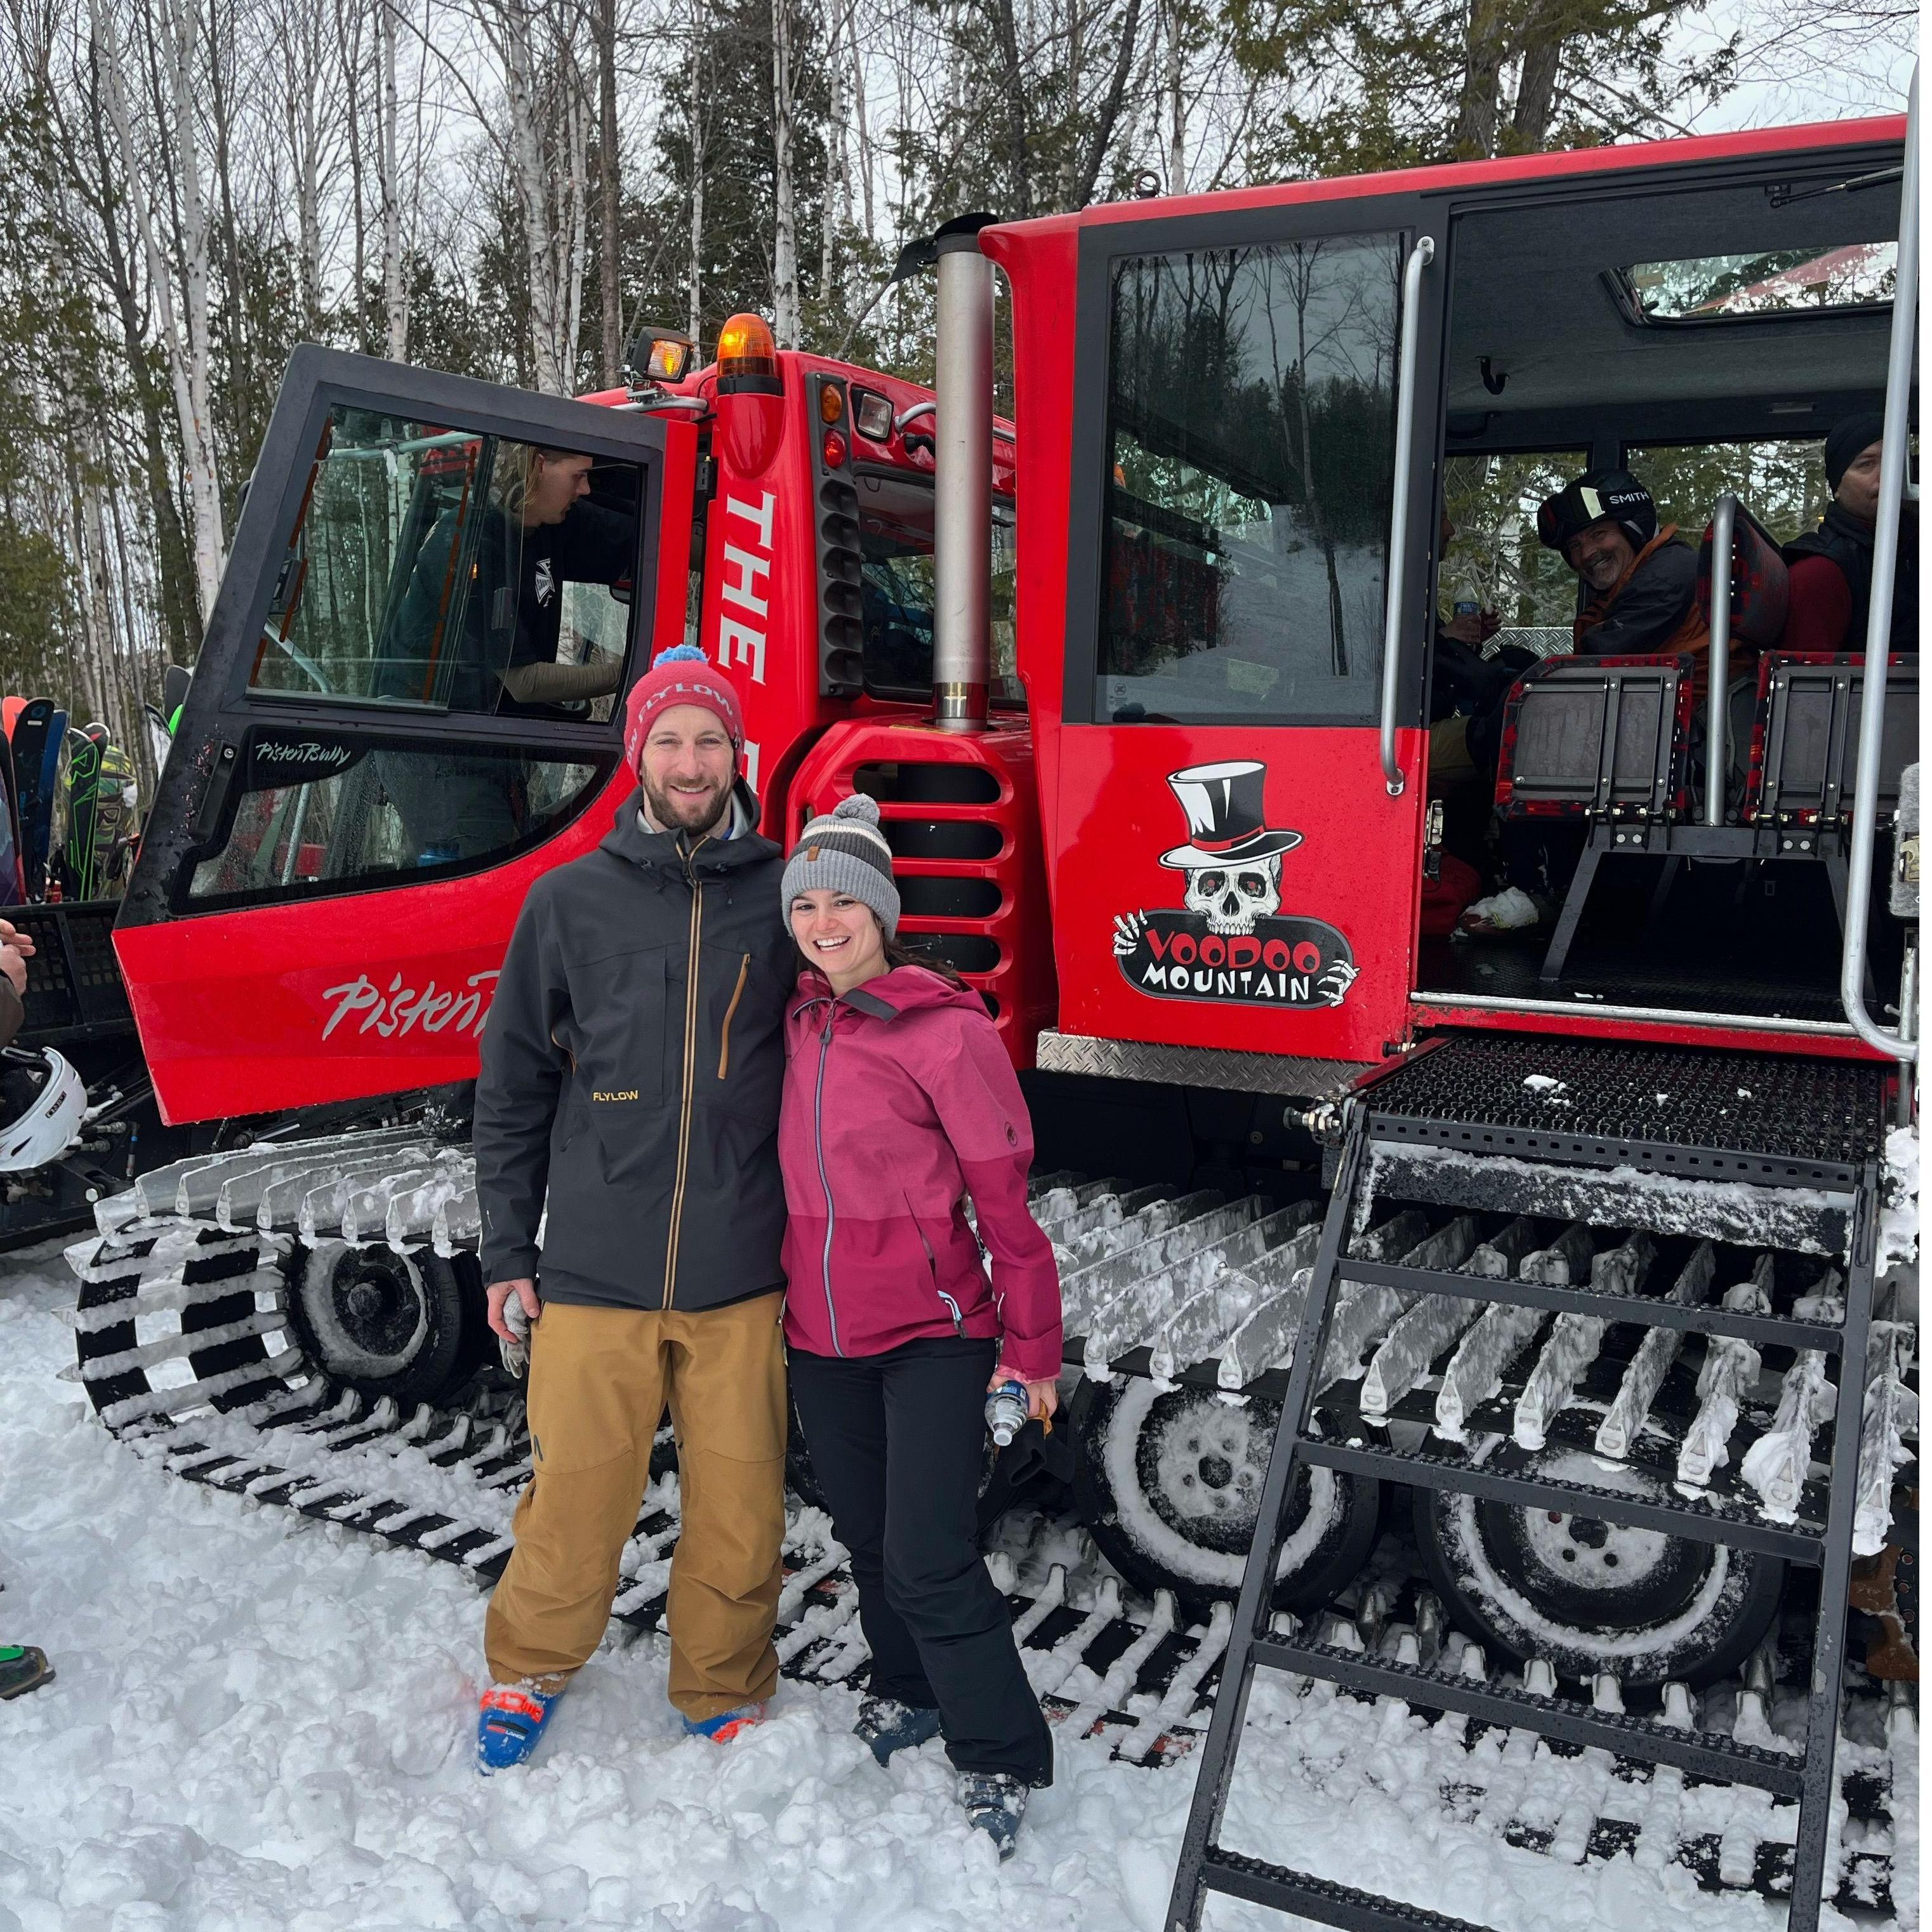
[{"xmin": 0, "ymin": 0, "xmax": 1914, "ymax": 791}]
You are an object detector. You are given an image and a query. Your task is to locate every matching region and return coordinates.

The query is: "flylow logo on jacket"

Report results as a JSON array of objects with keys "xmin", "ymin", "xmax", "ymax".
[{"xmin": 593, "ymin": 1089, "xmax": 640, "ymax": 1102}]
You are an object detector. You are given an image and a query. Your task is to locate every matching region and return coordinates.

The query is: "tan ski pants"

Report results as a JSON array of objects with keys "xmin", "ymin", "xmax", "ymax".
[{"xmin": 484, "ymin": 1292, "xmax": 787, "ymax": 1720}]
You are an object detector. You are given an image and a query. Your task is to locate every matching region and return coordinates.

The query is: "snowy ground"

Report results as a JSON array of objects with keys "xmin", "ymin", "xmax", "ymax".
[{"xmin": 0, "ymin": 1246, "xmax": 1885, "ymax": 1932}]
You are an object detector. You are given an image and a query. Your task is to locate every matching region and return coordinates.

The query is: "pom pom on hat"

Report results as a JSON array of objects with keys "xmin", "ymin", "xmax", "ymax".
[
  {"xmin": 830, "ymin": 793, "xmax": 882, "ymax": 827},
  {"xmin": 652, "ymin": 644, "xmax": 710, "ymax": 668}
]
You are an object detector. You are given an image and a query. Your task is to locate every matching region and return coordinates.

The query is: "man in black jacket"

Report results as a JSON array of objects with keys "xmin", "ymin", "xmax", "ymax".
[
  {"xmin": 472, "ymin": 645, "xmax": 796, "ymax": 1771},
  {"xmin": 1783, "ymin": 412, "xmax": 1918, "ymax": 655},
  {"xmin": 378, "ymin": 442, "xmax": 636, "ymax": 865}
]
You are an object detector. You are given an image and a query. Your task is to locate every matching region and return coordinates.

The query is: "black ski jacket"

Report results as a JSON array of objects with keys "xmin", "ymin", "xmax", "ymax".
[
  {"xmin": 1783, "ymin": 503, "xmax": 1919, "ymax": 654},
  {"xmin": 474, "ymin": 786, "xmax": 794, "ymax": 1312}
]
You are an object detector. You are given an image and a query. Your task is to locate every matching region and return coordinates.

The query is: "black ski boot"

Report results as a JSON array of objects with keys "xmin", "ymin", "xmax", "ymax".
[
  {"xmin": 956, "ymin": 1770, "xmax": 1028, "ymax": 1860},
  {"xmin": 0, "ymin": 1645, "xmax": 52, "ymax": 1699},
  {"xmin": 854, "ymin": 1695, "xmax": 943, "ymax": 1766}
]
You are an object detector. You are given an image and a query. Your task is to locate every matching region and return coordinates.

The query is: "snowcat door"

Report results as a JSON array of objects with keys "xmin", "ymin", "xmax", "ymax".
[
  {"xmin": 1055, "ymin": 196, "xmax": 1444, "ymax": 1069},
  {"xmin": 117, "ymin": 347, "xmax": 691, "ymax": 1125}
]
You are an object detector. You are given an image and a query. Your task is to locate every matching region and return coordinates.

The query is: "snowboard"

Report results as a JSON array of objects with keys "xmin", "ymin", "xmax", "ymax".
[
  {"xmin": 0, "ymin": 724, "xmax": 22, "ymax": 905},
  {"xmin": 0, "ymin": 751, "xmax": 22, "ymax": 908},
  {"xmin": 63, "ymin": 729, "xmax": 101, "ymax": 901},
  {"xmin": 10, "ymin": 700, "xmax": 55, "ymax": 898},
  {"xmin": 38, "ymin": 712, "xmax": 67, "ymax": 896}
]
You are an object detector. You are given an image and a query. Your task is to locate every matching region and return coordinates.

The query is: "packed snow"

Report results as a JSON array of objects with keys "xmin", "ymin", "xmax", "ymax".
[{"xmin": 0, "ymin": 1247, "xmax": 1896, "ymax": 1931}]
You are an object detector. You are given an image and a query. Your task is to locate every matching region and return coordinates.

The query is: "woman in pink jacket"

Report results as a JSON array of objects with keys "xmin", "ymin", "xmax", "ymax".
[{"xmin": 777, "ymin": 793, "xmax": 1062, "ymax": 1860}]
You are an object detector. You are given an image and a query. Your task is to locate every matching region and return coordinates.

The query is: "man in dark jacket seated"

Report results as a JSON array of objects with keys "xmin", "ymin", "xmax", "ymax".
[
  {"xmin": 1461, "ymin": 466, "xmax": 1710, "ymax": 936},
  {"xmin": 1783, "ymin": 412, "xmax": 1917, "ymax": 656}
]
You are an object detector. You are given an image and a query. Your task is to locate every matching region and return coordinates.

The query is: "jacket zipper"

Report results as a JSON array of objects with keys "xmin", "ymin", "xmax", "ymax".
[
  {"xmin": 661, "ymin": 837, "xmax": 710, "ymax": 1307},
  {"xmin": 812, "ymin": 1002, "xmax": 843, "ymax": 1356},
  {"xmin": 717, "ymin": 953, "xmax": 750, "ymax": 1080}
]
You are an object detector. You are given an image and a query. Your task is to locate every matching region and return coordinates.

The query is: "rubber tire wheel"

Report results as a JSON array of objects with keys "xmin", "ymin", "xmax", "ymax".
[
  {"xmin": 284, "ymin": 1240, "xmax": 483, "ymax": 1409},
  {"xmin": 1412, "ymin": 1459, "xmax": 1786, "ymax": 1690},
  {"xmin": 1071, "ymin": 1374, "xmax": 1382, "ymax": 1619}
]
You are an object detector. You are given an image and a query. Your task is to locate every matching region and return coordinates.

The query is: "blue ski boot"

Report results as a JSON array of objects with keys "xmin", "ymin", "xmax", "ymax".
[
  {"xmin": 854, "ymin": 1695, "xmax": 943, "ymax": 1766},
  {"xmin": 957, "ymin": 1771, "xmax": 1028, "ymax": 1860},
  {"xmin": 476, "ymin": 1682, "xmax": 561, "ymax": 1773}
]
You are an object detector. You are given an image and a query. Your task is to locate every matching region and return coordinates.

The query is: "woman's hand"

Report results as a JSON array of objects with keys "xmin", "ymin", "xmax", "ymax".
[{"xmin": 989, "ymin": 1365, "xmax": 1059, "ymax": 1422}]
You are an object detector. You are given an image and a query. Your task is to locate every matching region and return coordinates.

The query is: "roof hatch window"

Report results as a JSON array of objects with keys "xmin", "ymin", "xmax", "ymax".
[{"xmin": 1617, "ymin": 242, "xmax": 1897, "ymax": 324}]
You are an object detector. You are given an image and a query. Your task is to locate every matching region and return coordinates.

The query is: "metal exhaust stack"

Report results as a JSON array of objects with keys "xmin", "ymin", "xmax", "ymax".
[{"xmin": 932, "ymin": 220, "xmax": 996, "ymax": 731}]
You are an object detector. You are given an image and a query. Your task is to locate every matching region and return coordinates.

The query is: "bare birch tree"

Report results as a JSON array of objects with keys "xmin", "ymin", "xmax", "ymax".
[
  {"xmin": 771, "ymin": 0, "xmax": 800, "ymax": 345},
  {"xmin": 89, "ymin": 0, "xmax": 226, "ymax": 621}
]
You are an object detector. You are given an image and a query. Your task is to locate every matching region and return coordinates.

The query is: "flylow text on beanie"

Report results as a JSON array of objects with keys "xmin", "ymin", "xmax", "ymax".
[
  {"xmin": 1537, "ymin": 468, "xmax": 1659, "ymax": 555},
  {"xmin": 781, "ymin": 794, "xmax": 901, "ymax": 938},
  {"xmin": 1825, "ymin": 412, "xmax": 1886, "ymax": 495},
  {"xmin": 623, "ymin": 644, "xmax": 744, "ymax": 771}
]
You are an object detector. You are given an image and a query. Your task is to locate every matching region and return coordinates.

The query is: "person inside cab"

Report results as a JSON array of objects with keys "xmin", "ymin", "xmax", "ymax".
[
  {"xmin": 1459, "ymin": 465, "xmax": 1709, "ymax": 937},
  {"xmin": 1783, "ymin": 412, "xmax": 1918, "ymax": 655},
  {"xmin": 388, "ymin": 442, "xmax": 635, "ymax": 715},
  {"xmin": 378, "ymin": 442, "xmax": 636, "ymax": 864},
  {"xmin": 1537, "ymin": 466, "xmax": 1711, "ymax": 666}
]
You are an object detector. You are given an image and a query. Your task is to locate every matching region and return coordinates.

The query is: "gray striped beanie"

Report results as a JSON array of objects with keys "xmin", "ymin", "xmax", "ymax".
[{"xmin": 781, "ymin": 793, "xmax": 900, "ymax": 937}]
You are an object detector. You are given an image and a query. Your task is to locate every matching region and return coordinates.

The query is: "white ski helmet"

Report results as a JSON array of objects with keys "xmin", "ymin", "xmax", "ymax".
[{"xmin": 0, "ymin": 1050, "xmax": 86, "ymax": 1172}]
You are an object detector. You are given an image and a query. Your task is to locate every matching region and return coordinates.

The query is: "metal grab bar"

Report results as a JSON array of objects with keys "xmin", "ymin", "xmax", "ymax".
[
  {"xmin": 1705, "ymin": 493, "xmax": 1736, "ymax": 826},
  {"xmin": 1840, "ymin": 65, "xmax": 1919, "ymax": 1066},
  {"xmin": 1380, "ymin": 234, "xmax": 1436, "ymax": 798}
]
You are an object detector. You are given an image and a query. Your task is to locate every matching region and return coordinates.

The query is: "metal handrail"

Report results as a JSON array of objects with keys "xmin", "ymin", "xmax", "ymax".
[
  {"xmin": 1705, "ymin": 493, "xmax": 1736, "ymax": 826},
  {"xmin": 1380, "ymin": 234, "xmax": 1436, "ymax": 798},
  {"xmin": 1839, "ymin": 65, "xmax": 1919, "ymax": 1066}
]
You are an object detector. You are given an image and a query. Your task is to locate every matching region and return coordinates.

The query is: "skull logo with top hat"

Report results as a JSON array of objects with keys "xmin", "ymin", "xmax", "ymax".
[{"xmin": 1160, "ymin": 760, "xmax": 1303, "ymax": 936}]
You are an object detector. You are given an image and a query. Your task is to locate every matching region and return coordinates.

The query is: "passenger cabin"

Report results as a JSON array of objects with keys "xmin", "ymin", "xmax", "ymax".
[
  {"xmin": 1422, "ymin": 131, "xmax": 1910, "ymax": 1034},
  {"xmin": 986, "ymin": 113, "xmax": 1913, "ymax": 1076}
]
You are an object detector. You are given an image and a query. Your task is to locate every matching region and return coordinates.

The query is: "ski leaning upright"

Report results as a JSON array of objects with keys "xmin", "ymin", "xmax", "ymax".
[{"xmin": 1165, "ymin": 1033, "xmax": 1895, "ymax": 1932}]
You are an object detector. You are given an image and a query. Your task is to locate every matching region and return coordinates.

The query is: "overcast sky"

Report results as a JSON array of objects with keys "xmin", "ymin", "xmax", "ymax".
[{"xmin": 1676, "ymin": 0, "xmax": 1914, "ymax": 130}]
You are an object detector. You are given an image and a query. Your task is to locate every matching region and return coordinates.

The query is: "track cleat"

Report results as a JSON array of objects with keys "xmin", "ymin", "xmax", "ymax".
[
  {"xmin": 854, "ymin": 1695, "xmax": 943, "ymax": 1766},
  {"xmin": 476, "ymin": 1682, "xmax": 560, "ymax": 1773},
  {"xmin": 0, "ymin": 1645, "xmax": 52, "ymax": 1699},
  {"xmin": 680, "ymin": 1700, "xmax": 767, "ymax": 1743},
  {"xmin": 957, "ymin": 1771, "xmax": 1028, "ymax": 1860}
]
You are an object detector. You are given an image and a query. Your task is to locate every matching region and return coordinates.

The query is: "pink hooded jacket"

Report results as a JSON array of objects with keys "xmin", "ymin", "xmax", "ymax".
[{"xmin": 777, "ymin": 964, "xmax": 1063, "ymax": 1382}]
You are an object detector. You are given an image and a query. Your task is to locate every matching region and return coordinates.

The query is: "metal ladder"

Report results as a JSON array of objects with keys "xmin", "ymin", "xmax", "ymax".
[{"xmin": 1165, "ymin": 1058, "xmax": 1886, "ymax": 1932}]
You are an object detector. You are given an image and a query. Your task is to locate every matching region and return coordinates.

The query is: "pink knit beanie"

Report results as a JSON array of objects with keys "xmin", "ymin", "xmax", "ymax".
[{"xmin": 623, "ymin": 645, "xmax": 744, "ymax": 772}]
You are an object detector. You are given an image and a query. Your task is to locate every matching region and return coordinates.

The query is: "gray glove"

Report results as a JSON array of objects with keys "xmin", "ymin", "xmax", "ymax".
[{"xmin": 500, "ymin": 1292, "xmax": 532, "ymax": 1379}]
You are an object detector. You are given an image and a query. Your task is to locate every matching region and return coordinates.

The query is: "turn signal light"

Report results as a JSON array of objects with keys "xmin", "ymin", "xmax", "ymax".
[
  {"xmin": 819, "ymin": 385, "xmax": 845, "ymax": 425},
  {"xmin": 717, "ymin": 313, "xmax": 778, "ymax": 379}
]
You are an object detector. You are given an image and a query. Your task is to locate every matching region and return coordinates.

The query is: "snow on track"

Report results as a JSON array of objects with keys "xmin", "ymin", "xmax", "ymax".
[{"xmin": 0, "ymin": 1255, "xmax": 1876, "ymax": 1931}]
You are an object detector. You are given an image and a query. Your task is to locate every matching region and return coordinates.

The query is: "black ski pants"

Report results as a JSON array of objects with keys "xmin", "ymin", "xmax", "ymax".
[{"xmin": 788, "ymin": 1335, "xmax": 1053, "ymax": 1786}]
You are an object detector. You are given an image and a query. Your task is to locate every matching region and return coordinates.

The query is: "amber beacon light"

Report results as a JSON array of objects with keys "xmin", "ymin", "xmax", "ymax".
[
  {"xmin": 714, "ymin": 312, "xmax": 785, "ymax": 475},
  {"xmin": 717, "ymin": 313, "xmax": 779, "ymax": 382}
]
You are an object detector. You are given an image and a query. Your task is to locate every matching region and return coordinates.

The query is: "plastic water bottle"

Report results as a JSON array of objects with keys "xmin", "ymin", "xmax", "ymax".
[{"xmin": 985, "ymin": 1379, "xmax": 1029, "ymax": 1447}]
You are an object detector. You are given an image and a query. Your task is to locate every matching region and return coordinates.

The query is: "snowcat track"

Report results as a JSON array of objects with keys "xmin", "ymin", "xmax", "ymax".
[{"xmin": 66, "ymin": 1132, "xmax": 1913, "ymax": 1903}]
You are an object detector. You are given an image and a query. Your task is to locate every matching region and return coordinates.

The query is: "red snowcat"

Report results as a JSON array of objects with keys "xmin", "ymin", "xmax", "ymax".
[{"xmin": 70, "ymin": 103, "xmax": 1917, "ymax": 1931}]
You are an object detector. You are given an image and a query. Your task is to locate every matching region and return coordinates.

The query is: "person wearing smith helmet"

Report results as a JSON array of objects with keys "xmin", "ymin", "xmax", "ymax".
[
  {"xmin": 1460, "ymin": 466, "xmax": 1712, "ymax": 940},
  {"xmin": 1464, "ymin": 465, "xmax": 1712, "ymax": 785},
  {"xmin": 1535, "ymin": 466, "xmax": 1711, "ymax": 671}
]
